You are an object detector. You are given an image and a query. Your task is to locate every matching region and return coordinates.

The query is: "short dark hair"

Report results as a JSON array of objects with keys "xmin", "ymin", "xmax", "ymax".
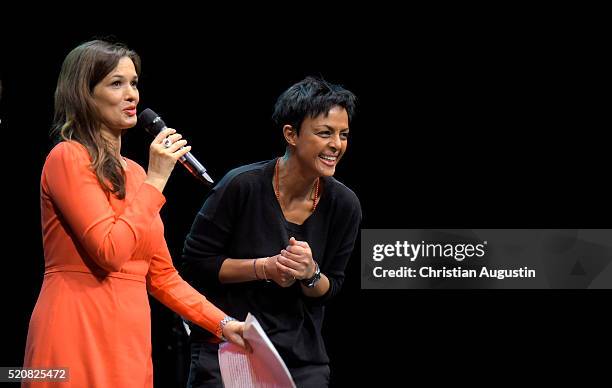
[{"xmin": 272, "ymin": 76, "xmax": 356, "ymax": 134}]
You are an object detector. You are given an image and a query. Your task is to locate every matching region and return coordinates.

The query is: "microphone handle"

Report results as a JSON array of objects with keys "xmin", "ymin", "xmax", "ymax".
[
  {"xmin": 179, "ymin": 152, "xmax": 213, "ymax": 184},
  {"xmin": 156, "ymin": 125, "xmax": 214, "ymax": 185},
  {"xmin": 179, "ymin": 152, "xmax": 206, "ymax": 176}
]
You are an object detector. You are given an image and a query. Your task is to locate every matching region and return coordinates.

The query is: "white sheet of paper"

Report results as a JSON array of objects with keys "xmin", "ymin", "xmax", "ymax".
[{"xmin": 218, "ymin": 313, "xmax": 296, "ymax": 388}]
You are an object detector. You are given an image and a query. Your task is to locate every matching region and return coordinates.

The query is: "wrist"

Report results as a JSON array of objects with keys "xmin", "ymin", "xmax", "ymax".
[
  {"xmin": 144, "ymin": 176, "xmax": 167, "ymax": 192},
  {"xmin": 253, "ymin": 258, "xmax": 260, "ymax": 280},
  {"xmin": 260, "ymin": 257, "xmax": 271, "ymax": 283},
  {"xmin": 300, "ymin": 262, "xmax": 321, "ymax": 288},
  {"xmin": 218, "ymin": 315, "xmax": 238, "ymax": 341},
  {"xmin": 305, "ymin": 262, "xmax": 317, "ymax": 279}
]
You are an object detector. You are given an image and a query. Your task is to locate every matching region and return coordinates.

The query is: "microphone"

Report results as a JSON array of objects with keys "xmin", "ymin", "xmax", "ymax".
[{"xmin": 138, "ymin": 108, "xmax": 214, "ymax": 185}]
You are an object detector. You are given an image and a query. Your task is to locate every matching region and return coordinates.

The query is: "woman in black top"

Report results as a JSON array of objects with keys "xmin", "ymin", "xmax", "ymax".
[{"xmin": 182, "ymin": 76, "xmax": 361, "ymax": 388}]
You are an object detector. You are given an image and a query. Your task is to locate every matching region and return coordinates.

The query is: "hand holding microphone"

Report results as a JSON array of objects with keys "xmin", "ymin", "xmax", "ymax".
[
  {"xmin": 144, "ymin": 127, "xmax": 192, "ymax": 193},
  {"xmin": 138, "ymin": 108, "xmax": 214, "ymax": 190}
]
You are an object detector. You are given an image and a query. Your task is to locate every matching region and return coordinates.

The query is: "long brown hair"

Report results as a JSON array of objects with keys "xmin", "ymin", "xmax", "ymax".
[{"xmin": 51, "ymin": 40, "xmax": 141, "ymax": 199}]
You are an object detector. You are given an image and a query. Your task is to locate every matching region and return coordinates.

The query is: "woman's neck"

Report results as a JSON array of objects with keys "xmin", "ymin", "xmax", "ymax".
[
  {"xmin": 278, "ymin": 154, "xmax": 318, "ymax": 202},
  {"xmin": 100, "ymin": 126, "xmax": 123, "ymax": 160}
]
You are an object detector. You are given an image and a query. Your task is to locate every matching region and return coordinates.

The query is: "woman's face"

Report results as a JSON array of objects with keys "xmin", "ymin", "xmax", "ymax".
[
  {"xmin": 292, "ymin": 105, "xmax": 350, "ymax": 178},
  {"xmin": 92, "ymin": 56, "xmax": 139, "ymax": 134}
]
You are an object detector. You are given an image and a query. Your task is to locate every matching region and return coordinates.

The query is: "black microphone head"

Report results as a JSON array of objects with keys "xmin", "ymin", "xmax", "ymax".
[{"xmin": 138, "ymin": 108, "xmax": 166, "ymax": 136}]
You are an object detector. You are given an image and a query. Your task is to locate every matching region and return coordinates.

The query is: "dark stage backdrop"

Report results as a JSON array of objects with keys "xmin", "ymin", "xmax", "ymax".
[{"xmin": 1, "ymin": 24, "xmax": 609, "ymax": 386}]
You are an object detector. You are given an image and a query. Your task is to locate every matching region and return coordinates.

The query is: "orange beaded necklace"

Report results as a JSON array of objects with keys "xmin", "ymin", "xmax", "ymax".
[{"xmin": 274, "ymin": 158, "xmax": 320, "ymax": 213}]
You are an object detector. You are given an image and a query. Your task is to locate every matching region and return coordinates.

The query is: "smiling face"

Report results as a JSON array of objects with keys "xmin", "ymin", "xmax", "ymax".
[
  {"xmin": 92, "ymin": 56, "xmax": 139, "ymax": 135},
  {"xmin": 286, "ymin": 105, "xmax": 350, "ymax": 178}
]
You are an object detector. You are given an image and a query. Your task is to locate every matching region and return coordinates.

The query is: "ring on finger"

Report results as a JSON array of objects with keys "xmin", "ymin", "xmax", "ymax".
[{"xmin": 162, "ymin": 138, "xmax": 173, "ymax": 148}]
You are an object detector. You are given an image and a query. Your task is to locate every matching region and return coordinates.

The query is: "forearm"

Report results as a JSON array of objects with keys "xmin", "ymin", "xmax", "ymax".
[
  {"xmin": 148, "ymin": 261, "xmax": 226, "ymax": 338},
  {"xmin": 73, "ymin": 183, "xmax": 165, "ymax": 272},
  {"xmin": 144, "ymin": 176, "xmax": 168, "ymax": 193},
  {"xmin": 300, "ymin": 273, "xmax": 330, "ymax": 297},
  {"xmin": 219, "ymin": 258, "xmax": 265, "ymax": 284}
]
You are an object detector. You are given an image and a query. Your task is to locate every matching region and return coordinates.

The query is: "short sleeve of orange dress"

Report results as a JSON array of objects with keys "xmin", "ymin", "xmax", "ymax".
[{"xmin": 23, "ymin": 141, "xmax": 226, "ymax": 388}]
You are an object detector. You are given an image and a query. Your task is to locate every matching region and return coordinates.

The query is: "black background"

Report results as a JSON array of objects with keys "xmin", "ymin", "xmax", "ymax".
[{"xmin": 1, "ymin": 13, "xmax": 609, "ymax": 386}]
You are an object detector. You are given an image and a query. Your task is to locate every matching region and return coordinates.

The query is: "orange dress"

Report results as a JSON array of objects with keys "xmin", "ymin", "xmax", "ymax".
[{"xmin": 23, "ymin": 141, "xmax": 226, "ymax": 387}]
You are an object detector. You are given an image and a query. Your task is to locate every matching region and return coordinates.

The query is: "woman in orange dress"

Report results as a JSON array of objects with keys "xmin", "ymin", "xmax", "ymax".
[{"xmin": 22, "ymin": 40, "xmax": 248, "ymax": 387}]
